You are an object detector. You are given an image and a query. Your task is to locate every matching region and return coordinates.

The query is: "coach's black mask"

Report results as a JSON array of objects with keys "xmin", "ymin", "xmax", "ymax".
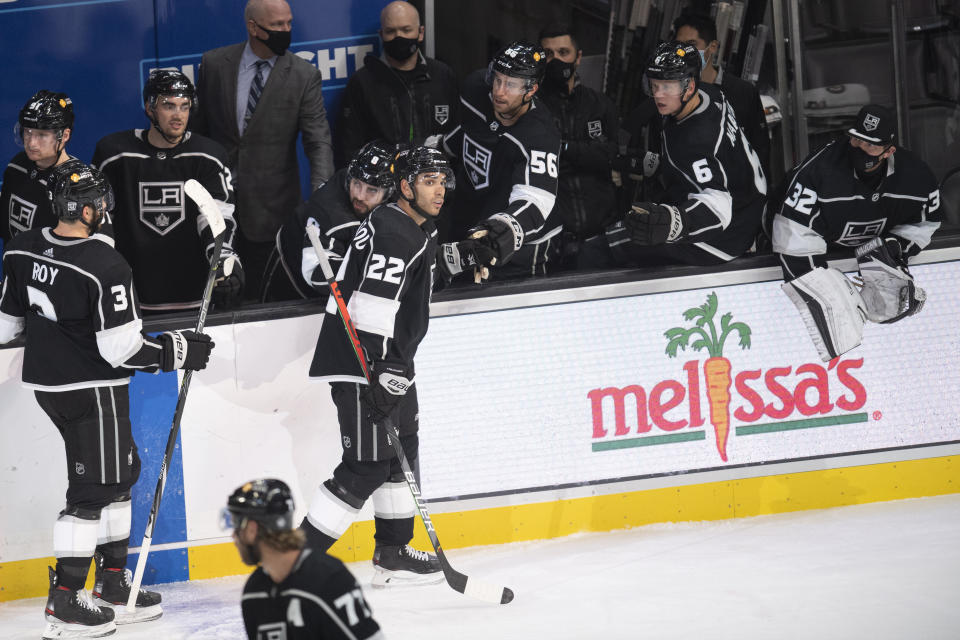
[{"xmin": 255, "ymin": 23, "xmax": 291, "ymax": 56}]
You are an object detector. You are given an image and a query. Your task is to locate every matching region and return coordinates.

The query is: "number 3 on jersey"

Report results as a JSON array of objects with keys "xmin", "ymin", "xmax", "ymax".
[{"xmin": 530, "ymin": 150, "xmax": 558, "ymax": 178}]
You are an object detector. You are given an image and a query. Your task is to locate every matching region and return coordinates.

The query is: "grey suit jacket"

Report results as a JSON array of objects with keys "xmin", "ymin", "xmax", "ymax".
[{"xmin": 194, "ymin": 42, "xmax": 334, "ymax": 242}]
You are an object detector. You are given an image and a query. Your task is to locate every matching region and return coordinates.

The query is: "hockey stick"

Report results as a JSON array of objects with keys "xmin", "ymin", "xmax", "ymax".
[
  {"xmin": 306, "ymin": 223, "xmax": 514, "ymax": 605},
  {"xmin": 126, "ymin": 180, "xmax": 226, "ymax": 612}
]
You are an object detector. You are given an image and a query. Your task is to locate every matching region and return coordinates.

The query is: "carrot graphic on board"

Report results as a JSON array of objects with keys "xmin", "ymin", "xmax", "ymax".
[{"xmin": 664, "ymin": 292, "xmax": 751, "ymax": 461}]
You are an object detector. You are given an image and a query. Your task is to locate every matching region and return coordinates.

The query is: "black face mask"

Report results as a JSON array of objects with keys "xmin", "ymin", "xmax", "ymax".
[
  {"xmin": 383, "ymin": 35, "xmax": 419, "ymax": 61},
  {"xmin": 254, "ymin": 22, "xmax": 291, "ymax": 56},
  {"xmin": 848, "ymin": 144, "xmax": 888, "ymax": 175},
  {"xmin": 544, "ymin": 58, "xmax": 576, "ymax": 90}
]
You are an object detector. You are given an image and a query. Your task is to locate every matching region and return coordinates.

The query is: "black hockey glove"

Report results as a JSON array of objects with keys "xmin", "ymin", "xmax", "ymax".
[
  {"xmin": 361, "ymin": 361, "xmax": 413, "ymax": 423},
  {"xmin": 855, "ymin": 237, "xmax": 925, "ymax": 323},
  {"xmin": 438, "ymin": 241, "xmax": 494, "ymax": 283},
  {"xmin": 466, "ymin": 213, "xmax": 525, "ymax": 267},
  {"xmin": 159, "ymin": 330, "xmax": 214, "ymax": 372},
  {"xmin": 610, "ymin": 151, "xmax": 660, "ymax": 180},
  {"xmin": 623, "ymin": 202, "xmax": 684, "ymax": 245},
  {"xmin": 212, "ymin": 254, "xmax": 244, "ymax": 310}
]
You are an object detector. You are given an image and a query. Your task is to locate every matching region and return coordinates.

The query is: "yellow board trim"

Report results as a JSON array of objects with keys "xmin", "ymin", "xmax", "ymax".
[{"xmin": 2, "ymin": 456, "xmax": 955, "ymax": 601}]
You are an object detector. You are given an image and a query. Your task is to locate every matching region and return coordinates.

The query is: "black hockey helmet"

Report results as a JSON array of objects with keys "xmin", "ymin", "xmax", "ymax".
[
  {"xmin": 143, "ymin": 69, "xmax": 196, "ymax": 108},
  {"xmin": 49, "ymin": 160, "xmax": 115, "ymax": 222},
  {"xmin": 347, "ymin": 139, "xmax": 396, "ymax": 197},
  {"xmin": 224, "ymin": 478, "xmax": 295, "ymax": 533},
  {"xmin": 486, "ymin": 41, "xmax": 547, "ymax": 89},
  {"xmin": 645, "ymin": 41, "xmax": 701, "ymax": 83},
  {"xmin": 391, "ymin": 145, "xmax": 455, "ymax": 194},
  {"xmin": 18, "ymin": 90, "xmax": 74, "ymax": 132}
]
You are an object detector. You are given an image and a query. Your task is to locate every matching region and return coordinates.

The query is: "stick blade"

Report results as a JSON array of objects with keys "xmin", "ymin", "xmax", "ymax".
[
  {"xmin": 462, "ymin": 576, "xmax": 514, "ymax": 604},
  {"xmin": 184, "ymin": 179, "xmax": 226, "ymax": 238}
]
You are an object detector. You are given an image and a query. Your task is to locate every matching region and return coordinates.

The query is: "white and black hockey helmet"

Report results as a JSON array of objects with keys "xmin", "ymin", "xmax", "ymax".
[
  {"xmin": 643, "ymin": 41, "xmax": 701, "ymax": 97},
  {"xmin": 49, "ymin": 160, "xmax": 115, "ymax": 222},
  {"xmin": 223, "ymin": 478, "xmax": 295, "ymax": 533},
  {"xmin": 347, "ymin": 139, "xmax": 397, "ymax": 198}
]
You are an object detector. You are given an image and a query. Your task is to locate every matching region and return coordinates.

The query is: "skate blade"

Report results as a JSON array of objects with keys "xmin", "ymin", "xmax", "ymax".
[
  {"xmin": 42, "ymin": 620, "xmax": 117, "ymax": 638},
  {"xmin": 97, "ymin": 602, "xmax": 163, "ymax": 624},
  {"xmin": 371, "ymin": 567, "xmax": 445, "ymax": 588}
]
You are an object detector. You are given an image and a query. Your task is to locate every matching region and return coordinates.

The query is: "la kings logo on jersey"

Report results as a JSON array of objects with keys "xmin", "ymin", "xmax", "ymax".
[
  {"xmin": 139, "ymin": 182, "xmax": 184, "ymax": 235},
  {"xmin": 587, "ymin": 120, "xmax": 603, "ymax": 139},
  {"xmin": 256, "ymin": 621, "xmax": 286, "ymax": 640},
  {"xmin": 435, "ymin": 104, "xmax": 449, "ymax": 125},
  {"xmin": 9, "ymin": 195, "xmax": 38, "ymax": 235},
  {"xmin": 836, "ymin": 219, "xmax": 886, "ymax": 246},
  {"xmin": 462, "ymin": 134, "xmax": 492, "ymax": 189}
]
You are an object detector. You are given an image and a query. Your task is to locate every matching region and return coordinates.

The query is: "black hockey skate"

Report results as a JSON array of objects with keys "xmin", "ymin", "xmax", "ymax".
[
  {"xmin": 42, "ymin": 566, "xmax": 117, "ymax": 639},
  {"xmin": 371, "ymin": 544, "xmax": 444, "ymax": 587},
  {"xmin": 92, "ymin": 561, "xmax": 163, "ymax": 624}
]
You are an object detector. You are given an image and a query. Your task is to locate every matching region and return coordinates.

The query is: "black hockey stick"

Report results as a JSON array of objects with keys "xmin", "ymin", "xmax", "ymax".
[
  {"xmin": 126, "ymin": 180, "xmax": 227, "ymax": 611},
  {"xmin": 306, "ymin": 223, "xmax": 514, "ymax": 605}
]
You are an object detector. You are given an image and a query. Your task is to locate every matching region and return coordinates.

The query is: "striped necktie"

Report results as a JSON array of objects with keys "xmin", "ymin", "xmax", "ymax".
[{"xmin": 244, "ymin": 60, "xmax": 268, "ymax": 133}]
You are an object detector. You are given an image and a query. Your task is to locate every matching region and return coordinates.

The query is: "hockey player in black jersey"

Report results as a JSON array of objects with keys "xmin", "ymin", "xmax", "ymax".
[
  {"xmin": 0, "ymin": 162, "xmax": 214, "ymax": 638},
  {"xmin": 1, "ymin": 91, "xmax": 80, "ymax": 249},
  {"xmin": 772, "ymin": 104, "xmax": 941, "ymax": 361},
  {"xmin": 226, "ymin": 479, "xmax": 384, "ymax": 640},
  {"xmin": 301, "ymin": 146, "xmax": 453, "ymax": 587},
  {"xmin": 599, "ymin": 41, "xmax": 766, "ymax": 268},
  {"xmin": 441, "ymin": 41, "xmax": 562, "ymax": 278},
  {"xmin": 261, "ymin": 140, "xmax": 396, "ymax": 302},
  {"xmin": 92, "ymin": 69, "xmax": 242, "ymax": 314}
]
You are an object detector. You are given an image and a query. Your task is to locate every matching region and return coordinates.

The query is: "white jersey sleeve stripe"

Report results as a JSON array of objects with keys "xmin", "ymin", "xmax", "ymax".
[
  {"xmin": 96, "ymin": 319, "xmax": 146, "ymax": 367},
  {"xmin": 889, "ymin": 220, "xmax": 940, "ymax": 249},
  {"xmin": 508, "ymin": 183, "xmax": 555, "ymax": 227},
  {"xmin": 686, "ymin": 188, "xmax": 733, "ymax": 229},
  {"xmin": 94, "ymin": 151, "xmax": 151, "ymax": 171},
  {"xmin": 772, "ymin": 214, "xmax": 829, "ymax": 256},
  {"xmin": 0, "ymin": 310, "xmax": 24, "ymax": 344},
  {"xmin": 346, "ymin": 290, "xmax": 401, "ymax": 339}
]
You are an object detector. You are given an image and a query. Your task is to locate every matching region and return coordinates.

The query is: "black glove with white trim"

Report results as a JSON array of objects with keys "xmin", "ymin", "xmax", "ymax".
[
  {"xmin": 213, "ymin": 254, "xmax": 244, "ymax": 310},
  {"xmin": 438, "ymin": 241, "xmax": 494, "ymax": 282},
  {"xmin": 361, "ymin": 361, "xmax": 413, "ymax": 423},
  {"xmin": 623, "ymin": 202, "xmax": 684, "ymax": 245},
  {"xmin": 159, "ymin": 330, "xmax": 214, "ymax": 372},
  {"xmin": 466, "ymin": 213, "xmax": 524, "ymax": 266}
]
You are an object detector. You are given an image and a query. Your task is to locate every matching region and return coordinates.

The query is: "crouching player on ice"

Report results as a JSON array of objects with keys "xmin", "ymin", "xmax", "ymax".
[
  {"xmin": 771, "ymin": 104, "xmax": 941, "ymax": 361},
  {"xmin": 225, "ymin": 479, "xmax": 384, "ymax": 639}
]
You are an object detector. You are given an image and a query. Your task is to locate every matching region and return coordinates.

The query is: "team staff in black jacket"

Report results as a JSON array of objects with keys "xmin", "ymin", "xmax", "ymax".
[
  {"xmin": 0, "ymin": 162, "xmax": 213, "ymax": 639},
  {"xmin": 337, "ymin": 0, "xmax": 459, "ymax": 167},
  {"xmin": 538, "ymin": 24, "xmax": 620, "ymax": 270},
  {"xmin": 301, "ymin": 147, "xmax": 454, "ymax": 587}
]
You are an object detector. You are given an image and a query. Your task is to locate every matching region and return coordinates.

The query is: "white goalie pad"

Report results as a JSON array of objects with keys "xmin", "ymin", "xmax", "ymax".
[
  {"xmin": 855, "ymin": 238, "xmax": 926, "ymax": 323},
  {"xmin": 782, "ymin": 267, "xmax": 866, "ymax": 362}
]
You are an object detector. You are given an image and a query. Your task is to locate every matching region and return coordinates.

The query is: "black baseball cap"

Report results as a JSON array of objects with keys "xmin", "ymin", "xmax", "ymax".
[{"xmin": 847, "ymin": 104, "xmax": 896, "ymax": 145}]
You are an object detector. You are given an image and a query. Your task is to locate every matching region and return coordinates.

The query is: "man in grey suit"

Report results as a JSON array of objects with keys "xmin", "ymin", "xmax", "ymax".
[{"xmin": 194, "ymin": 0, "xmax": 335, "ymax": 301}]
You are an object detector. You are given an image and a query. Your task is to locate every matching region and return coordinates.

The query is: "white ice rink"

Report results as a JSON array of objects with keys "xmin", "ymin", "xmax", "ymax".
[{"xmin": 2, "ymin": 494, "xmax": 959, "ymax": 640}]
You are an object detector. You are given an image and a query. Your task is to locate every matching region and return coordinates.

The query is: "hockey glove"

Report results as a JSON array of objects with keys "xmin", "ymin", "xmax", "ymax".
[
  {"xmin": 623, "ymin": 202, "xmax": 684, "ymax": 245},
  {"xmin": 611, "ymin": 151, "xmax": 660, "ymax": 180},
  {"xmin": 855, "ymin": 237, "xmax": 925, "ymax": 323},
  {"xmin": 466, "ymin": 213, "xmax": 525, "ymax": 267},
  {"xmin": 361, "ymin": 361, "xmax": 413, "ymax": 423},
  {"xmin": 438, "ymin": 241, "xmax": 492, "ymax": 283},
  {"xmin": 212, "ymin": 254, "xmax": 244, "ymax": 310},
  {"xmin": 159, "ymin": 330, "xmax": 214, "ymax": 372}
]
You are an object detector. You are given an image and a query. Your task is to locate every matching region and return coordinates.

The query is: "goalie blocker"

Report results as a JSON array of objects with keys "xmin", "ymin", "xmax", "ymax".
[{"xmin": 782, "ymin": 267, "xmax": 867, "ymax": 362}]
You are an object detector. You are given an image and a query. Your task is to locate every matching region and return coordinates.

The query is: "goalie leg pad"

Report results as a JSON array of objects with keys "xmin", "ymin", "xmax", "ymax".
[{"xmin": 782, "ymin": 267, "xmax": 866, "ymax": 362}]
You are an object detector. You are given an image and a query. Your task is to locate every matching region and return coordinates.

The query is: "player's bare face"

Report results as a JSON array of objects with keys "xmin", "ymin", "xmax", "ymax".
[
  {"xmin": 154, "ymin": 96, "xmax": 191, "ymax": 140},
  {"xmin": 412, "ymin": 172, "xmax": 446, "ymax": 216},
  {"xmin": 348, "ymin": 178, "xmax": 386, "ymax": 216},
  {"xmin": 490, "ymin": 72, "xmax": 530, "ymax": 119},
  {"xmin": 648, "ymin": 79, "xmax": 687, "ymax": 115},
  {"xmin": 22, "ymin": 127, "xmax": 64, "ymax": 168}
]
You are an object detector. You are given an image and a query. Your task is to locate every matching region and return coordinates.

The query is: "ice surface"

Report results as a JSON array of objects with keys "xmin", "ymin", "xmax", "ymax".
[{"xmin": 2, "ymin": 495, "xmax": 958, "ymax": 639}]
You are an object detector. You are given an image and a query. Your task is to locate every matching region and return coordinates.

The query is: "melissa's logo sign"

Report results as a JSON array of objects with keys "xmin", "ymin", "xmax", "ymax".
[{"xmin": 589, "ymin": 293, "xmax": 868, "ymax": 461}]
